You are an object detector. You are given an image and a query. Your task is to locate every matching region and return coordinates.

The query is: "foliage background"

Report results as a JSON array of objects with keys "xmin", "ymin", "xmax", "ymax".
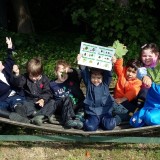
[{"xmin": 1, "ymin": 0, "xmax": 160, "ymax": 78}]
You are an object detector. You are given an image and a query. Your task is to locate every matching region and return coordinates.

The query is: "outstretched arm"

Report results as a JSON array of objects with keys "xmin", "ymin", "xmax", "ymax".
[
  {"xmin": 103, "ymin": 70, "xmax": 112, "ymax": 86},
  {"xmin": 77, "ymin": 54, "xmax": 90, "ymax": 86},
  {"xmin": 2, "ymin": 37, "xmax": 15, "ymax": 74}
]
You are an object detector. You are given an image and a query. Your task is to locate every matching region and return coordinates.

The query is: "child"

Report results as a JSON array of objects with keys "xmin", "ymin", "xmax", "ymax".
[
  {"xmin": 130, "ymin": 44, "xmax": 160, "ymax": 127},
  {"xmin": 77, "ymin": 54, "xmax": 116, "ymax": 131},
  {"xmin": 50, "ymin": 60, "xmax": 85, "ymax": 115},
  {"xmin": 112, "ymin": 56, "xmax": 142, "ymax": 123},
  {"xmin": 136, "ymin": 43, "xmax": 159, "ymax": 108},
  {"xmin": 0, "ymin": 37, "xmax": 28, "ymax": 123},
  {"xmin": 49, "ymin": 60, "xmax": 85, "ymax": 128},
  {"xmin": 12, "ymin": 57, "xmax": 54, "ymax": 123}
]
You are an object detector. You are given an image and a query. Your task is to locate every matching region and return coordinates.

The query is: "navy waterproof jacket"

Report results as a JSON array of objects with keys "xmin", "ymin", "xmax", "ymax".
[
  {"xmin": 0, "ymin": 49, "xmax": 15, "ymax": 101},
  {"xmin": 81, "ymin": 66, "xmax": 114, "ymax": 116}
]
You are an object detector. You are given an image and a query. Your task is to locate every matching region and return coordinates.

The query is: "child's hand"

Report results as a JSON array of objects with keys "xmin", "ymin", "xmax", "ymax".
[
  {"xmin": 65, "ymin": 66, "xmax": 69, "ymax": 73},
  {"xmin": 77, "ymin": 54, "xmax": 82, "ymax": 61},
  {"xmin": 35, "ymin": 99, "xmax": 44, "ymax": 107},
  {"xmin": 0, "ymin": 61, "xmax": 4, "ymax": 72},
  {"xmin": 65, "ymin": 66, "xmax": 73, "ymax": 73},
  {"xmin": 115, "ymin": 97, "xmax": 127, "ymax": 104},
  {"xmin": 142, "ymin": 76, "xmax": 152, "ymax": 88},
  {"xmin": 112, "ymin": 56, "xmax": 117, "ymax": 64},
  {"xmin": 6, "ymin": 37, "xmax": 12, "ymax": 49},
  {"xmin": 13, "ymin": 65, "xmax": 20, "ymax": 76}
]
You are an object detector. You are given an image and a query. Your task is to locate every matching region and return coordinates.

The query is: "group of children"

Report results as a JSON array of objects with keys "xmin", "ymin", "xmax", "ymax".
[
  {"xmin": 0, "ymin": 37, "xmax": 160, "ymax": 131},
  {"xmin": 0, "ymin": 37, "xmax": 84, "ymax": 129}
]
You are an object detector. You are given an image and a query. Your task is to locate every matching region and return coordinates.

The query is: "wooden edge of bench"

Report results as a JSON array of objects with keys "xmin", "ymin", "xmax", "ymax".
[{"xmin": 0, "ymin": 117, "xmax": 160, "ymax": 136}]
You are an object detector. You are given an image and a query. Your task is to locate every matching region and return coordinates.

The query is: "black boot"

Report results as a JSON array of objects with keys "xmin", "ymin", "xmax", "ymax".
[
  {"xmin": 9, "ymin": 112, "xmax": 30, "ymax": 123},
  {"xmin": 0, "ymin": 108, "xmax": 30, "ymax": 123},
  {"xmin": 0, "ymin": 109, "xmax": 11, "ymax": 118},
  {"xmin": 14, "ymin": 103, "xmax": 27, "ymax": 117}
]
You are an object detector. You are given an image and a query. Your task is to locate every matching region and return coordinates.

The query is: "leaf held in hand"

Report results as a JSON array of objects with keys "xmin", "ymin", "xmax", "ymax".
[{"xmin": 108, "ymin": 40, "xmax": 128, "ymax": 58}]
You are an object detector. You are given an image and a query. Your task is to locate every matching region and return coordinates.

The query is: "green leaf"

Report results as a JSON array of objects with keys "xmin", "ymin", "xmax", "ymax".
[
  {"xmin": 147, "ymin": 63, "xmax": 160, "ymax": 84},
  {"xmin": 108, "ymin": 40, "xmax": 128, "ymax": 58}
]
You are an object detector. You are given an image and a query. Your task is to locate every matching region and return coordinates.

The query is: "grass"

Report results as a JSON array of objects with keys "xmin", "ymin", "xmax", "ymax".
[{"xmin": 0, "ymin": 142, "xmax": 160, "ymax": 160}]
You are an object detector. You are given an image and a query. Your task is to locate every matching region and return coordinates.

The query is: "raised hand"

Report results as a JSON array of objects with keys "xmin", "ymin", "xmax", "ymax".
[
  {"xmin": 77, "ymin": 54, "xmax": 82, "ymax": 61},
  {"xmin": 6, "ymin": 37, "xmax": 12, "ymax": 49},
  {"xmin": 12, "ymin": 65, "xmax": 20, "ymax": 76},
  {"xmin": 112, "ymin": 55, "xmax": 117, "ymax": 64}
]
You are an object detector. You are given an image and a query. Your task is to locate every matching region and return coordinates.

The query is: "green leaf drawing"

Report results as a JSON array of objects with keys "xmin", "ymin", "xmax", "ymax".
[{"xmin": 147, "ymin": 63, "xmax": 160, "ymax": 84}]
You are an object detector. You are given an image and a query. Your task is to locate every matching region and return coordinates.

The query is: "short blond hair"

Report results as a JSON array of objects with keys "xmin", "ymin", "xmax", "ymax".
[
  {"xmin": 26, "ymin": 58, "xmax": 43, "ymax": 76},
  {"xmin": 55, "ymin": 60, "xmax": 71, "ymax": 71}
]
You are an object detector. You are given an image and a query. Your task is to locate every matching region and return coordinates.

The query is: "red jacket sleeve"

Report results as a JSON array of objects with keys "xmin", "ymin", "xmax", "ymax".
[{"xmin": 114, "ymin": 58, "xmax": 123, "ymax": 76}]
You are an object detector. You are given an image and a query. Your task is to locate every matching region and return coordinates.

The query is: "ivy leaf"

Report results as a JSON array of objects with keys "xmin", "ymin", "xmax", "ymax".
[
  {"xmin": 108, "ymin": 40, "xmax": 128, "ymax": 58},
  {"xmin": 147, "ymin": 63, "xmax": 160, "ymax": 84}
]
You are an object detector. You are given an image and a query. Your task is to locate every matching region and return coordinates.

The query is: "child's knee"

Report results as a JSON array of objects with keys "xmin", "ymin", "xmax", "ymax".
[
  {"xmin": 101, "ymin": 117, "xmax": 116, "ymax": 130},
  {"xmin": 83, "ymin": 120, "xmax": 98, "ymax": 131},
  {"xmin": 145, "ymin": 110, "xmax": 160, "ymax": 125}
]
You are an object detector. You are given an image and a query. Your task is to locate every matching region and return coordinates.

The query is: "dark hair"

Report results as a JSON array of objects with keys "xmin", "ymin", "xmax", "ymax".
[
  {"xmin": 90, "ymin": 67, "xmax": 104, "ymax": 75},
  {"xmin": 26, "ymin": 57, "xmax": 43, "ymax": 76},
  {"xmin": 141, "ymin": 43, "xmax": 159, "ymax": 54},
  {"xmin": 126, "ymin": 59, "xmax": 141, "ymax": 71}
]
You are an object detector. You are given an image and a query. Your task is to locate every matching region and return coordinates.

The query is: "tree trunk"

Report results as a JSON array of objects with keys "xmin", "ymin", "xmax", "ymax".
[
  {"xmin": 10, "ymin": 0, "xmax": 34, "ymax": 33},
  {"xmin": 0, "ymin": 0, "xmax": 7, "ymax": 29},
  {"xmin": 116, "ymin": 0, "xmax": 129, "ymax": 7}
]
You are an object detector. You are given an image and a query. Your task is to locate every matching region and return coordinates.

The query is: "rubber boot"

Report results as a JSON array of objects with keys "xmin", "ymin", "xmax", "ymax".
[
  {"xmin": 0, "ymin": 108, "xmax": 30, "ymax": 123},
  {"xmin": 14, "ymin": 103, "xmax": 27, "ymax": 117}
]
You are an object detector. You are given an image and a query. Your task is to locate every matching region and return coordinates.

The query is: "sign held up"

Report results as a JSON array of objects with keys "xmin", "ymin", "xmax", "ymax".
[{"xmin": 78, "ymin": 42, "xmax": 115, "ymax": 71}]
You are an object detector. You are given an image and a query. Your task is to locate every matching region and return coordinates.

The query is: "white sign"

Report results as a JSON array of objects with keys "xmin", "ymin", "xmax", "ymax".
[{"xmin": 78, "ymin": 42, "xmax": 115, "ymax": 71}]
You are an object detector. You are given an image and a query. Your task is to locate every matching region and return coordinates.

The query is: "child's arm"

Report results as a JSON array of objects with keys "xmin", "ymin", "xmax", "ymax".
[
  {"xmin": 142, "ymin": 75, "xmax": 152, "ymax": 88},
  {"xmin": 103, "ymin": 70, "xmax": 112, "ymax": 86},
  {"xmin": 77, "ymin": 54, "xmax": 89, "ymax": 86},
  {"xmin": 3, "ymin": 37, "xmax": 15, "ymax": 74},
  {"xmin": 113, "ymin": 58, "xmax": 124, "ymax": 76},
  {"xmin": 37, "ymin": 75, "xmax": 53, "ymax": 104},
  {"xmin": 137, "ymin": 67, "xmax": 147, "ymax": 80},
  {"xmin": 67, "ymin": 67, "xmax": 82, "ymax": 84}
]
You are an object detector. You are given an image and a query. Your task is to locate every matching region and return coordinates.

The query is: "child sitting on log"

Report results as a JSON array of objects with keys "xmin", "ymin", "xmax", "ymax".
[
  {"xmin": 77, "ymin": 54, "xmax": 117, "ymax": 131},
  {"xmin": 0, "ymin": 37, "xmax": 29, "ymax": 123}
]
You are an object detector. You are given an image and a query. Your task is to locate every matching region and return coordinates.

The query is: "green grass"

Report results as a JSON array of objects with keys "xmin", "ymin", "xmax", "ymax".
[{"xmin": 0, "ymin": 142, "xmax": 160, "ymax": 160}]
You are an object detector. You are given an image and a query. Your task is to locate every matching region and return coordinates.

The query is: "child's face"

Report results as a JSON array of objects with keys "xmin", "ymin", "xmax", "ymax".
[
  {"xmin": 0, "ymin": 61, "xmax": 4, "ymax": 72},
  {"xmin": 141, "ymin": 49, "xmax": 158, "ymax": 66},
  {"xmin": 56, "ymin": 64, "xmax": 68, "ymax": 82},
  {"xmin": 126, "ymin": 67, "xmax": 137, "ymax": 81},
  {"xmin": 91, "ymin": 73, "xmax": 103, "ymax": 86}
]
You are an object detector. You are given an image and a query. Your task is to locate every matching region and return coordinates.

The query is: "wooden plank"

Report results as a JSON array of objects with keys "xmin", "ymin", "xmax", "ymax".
[{"xmin": 0, "ymin": 116, "xmax": 160, "ymax": 136}]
